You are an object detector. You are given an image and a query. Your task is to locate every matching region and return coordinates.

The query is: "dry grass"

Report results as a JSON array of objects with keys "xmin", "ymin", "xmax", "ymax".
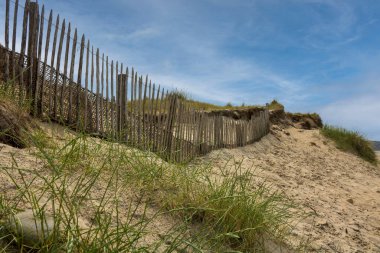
[{"xmin": 321, "ymin": 125, "xmax": 378, "ymax": 165}]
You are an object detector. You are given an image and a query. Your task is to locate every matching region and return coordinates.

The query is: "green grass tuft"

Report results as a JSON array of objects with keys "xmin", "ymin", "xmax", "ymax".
[
  {"xmin": 267, "ymin": 99, "xmax": 284, "ymax": 111},
  {"xmin": 321, "ymin": 125, "xmax": 378, "ymax": 165}
]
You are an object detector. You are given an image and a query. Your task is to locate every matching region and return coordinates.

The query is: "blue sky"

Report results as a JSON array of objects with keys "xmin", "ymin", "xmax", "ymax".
[{"xmin": 1, "ymin": 0, "xmax": 380, "ymax": 140}]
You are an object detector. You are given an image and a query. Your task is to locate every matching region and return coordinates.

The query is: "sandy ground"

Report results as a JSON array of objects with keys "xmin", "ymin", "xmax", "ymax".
[{"xmin": 195, "ymin": 126, "xmax": 380, "ymax": 252}]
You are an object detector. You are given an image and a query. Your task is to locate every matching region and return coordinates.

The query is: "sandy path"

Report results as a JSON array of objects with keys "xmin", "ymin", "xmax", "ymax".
[{"xmin": 196, "ymin": 126, "xmax": 380, "ymax": 252}]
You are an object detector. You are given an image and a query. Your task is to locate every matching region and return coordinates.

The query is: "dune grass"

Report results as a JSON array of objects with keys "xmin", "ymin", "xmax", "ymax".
[
  {"xmin": 321, "ymin": 125, "xmax": 378, "ymax": 165},
  {"xmin": 167, "ymin": 90, "xmax": 284, "ymax": 112}
]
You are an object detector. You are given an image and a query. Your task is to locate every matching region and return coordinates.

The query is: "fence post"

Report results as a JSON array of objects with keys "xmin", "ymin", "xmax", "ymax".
[
  {"xmin": 11, "ymin": 0, "xmax": 19, "ymax": 87},
  {"xmin": 164, "ymin": 95, "xmax": 177, "ymax": 160},
  {"xmin": 4, "ymin": 0, "xmax": 10, "ymax": 85},
  {"xmin": 26, "ymin": 2, "xmax": 39, "ymax": 114}
]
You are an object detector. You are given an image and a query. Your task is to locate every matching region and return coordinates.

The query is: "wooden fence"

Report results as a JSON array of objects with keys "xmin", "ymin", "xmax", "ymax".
[{"xmin": 0, "ymin": 0, "xmax": 270, "ymax": 162}]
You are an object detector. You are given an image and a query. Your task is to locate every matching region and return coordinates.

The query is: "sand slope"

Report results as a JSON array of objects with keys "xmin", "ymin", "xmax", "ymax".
[{"xmin": 196, "ymin": 126, "xmax": 380, "ymax": 252}]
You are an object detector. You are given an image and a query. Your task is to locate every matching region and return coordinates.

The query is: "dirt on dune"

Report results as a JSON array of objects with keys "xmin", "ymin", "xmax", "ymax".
[{"xmin": 194, "ymin": 125, "xmax": 380, "ymax": 252}]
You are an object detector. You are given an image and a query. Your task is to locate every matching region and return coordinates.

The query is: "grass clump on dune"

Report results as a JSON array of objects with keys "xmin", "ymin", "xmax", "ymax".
[{"xmin": 321, "ymin": 125, "xmax": 378, "ymax": 165}]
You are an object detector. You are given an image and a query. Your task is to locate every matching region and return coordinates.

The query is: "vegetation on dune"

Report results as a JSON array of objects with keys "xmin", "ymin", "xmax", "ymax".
[
  {"xmin": 267, "ymin": 99, "xmax": 284, "ymax": 111},
  {"xmin": 321, "ymin": 125, "xmax": 378, "ymax": 165},
  {"xmin": 167, "ymin": 89, "xmax": 284, "ymax": 112}
]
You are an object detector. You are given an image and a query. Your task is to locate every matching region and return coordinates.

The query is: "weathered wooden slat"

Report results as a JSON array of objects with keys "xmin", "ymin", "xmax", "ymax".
[
  {"xmin": 192, "ymin": 109, "xmax": 197, "ymax": 158},
  {"xmin": 76, "ymin": 34, "xmax": 85, "ymax": 129},
  {"xmin": 115, "ymin": 61, "xmax": 119, "ymax": 137},
  {"xmin": 100, "ymin": 53, "xmax": 105, "ymax": 132},
  {"xmin": 4, "ymin": 0, "xmax": 10, "ymax": 83},
  {"xmin": 54, "ymin": 19, "xmax": 65, "ymax": 118},
  {"xmin": 26, "ymin": 2, "xmax": 38, "ymax": 106},
  {"xmin": 25, "ymin": 2, "xmax": 37, "ymax": 109},
  {"xmin": 95, "ymin": 48, "xmax": 100, "ymax": 132},
  {"xmin": 165, "ymin": 94, "xmax": 177, "ymax": 160},
  {"xmin": 184, "ymin": 105, "xmax": 191, "ymax": 161},
  {"xmin": 124, "ymin": 67, "xmax": 129, "ymax": 142},
  {"xmin": 60, "ymin": 22, "xmax": 70, "ymax": 117},
  {"xmin": 119, "ymin": 63, "xmax": 124, "ymax": 139},
  {"xmin": 130, "ymin": 68, "xmax": 135, "ymax": 144},
  {"xmin": 48, "ymin": 14, "xmax": 59, "ymax": 114},
  {"xmin": 11, "ymin": 0, "xmax": 19, "ymax": 84},
  {"xmin": 183, "ymin": 106, "xmax": 189, "ymax": 160},
  {"xmin": 105, "ymin": 56, "xmax": 109, "ymax": 133},
  {"xmin": 142, "ymin": 75, "xmax": 148, "ymax": 147},
  {"xmin": 189, "ymin": 109, "xmax": 195, "ymax": 157},
  {"xmin": 18, "ymin": 0, "xmax": 29, "ymax": 104},
  {"xmin": 84, "ymin": 40, "xmax": 90, "ymax": 130},
  {"xmin": 137, "ymin": 76, "xmax": 142, "ymax": 146},
  {"xmin": 176, "ymin": 102, "xmax": 185, "ymax": 162},
  {"xmin": 133, "ymin": 73, "xmax": 137, "ymax": 144},
  {"xmin": 115, "ymin": 64, "xmax": 119, "ymax": 136},
  {"xmin": 156, "ymin": 88, "xmax": 164, "ymax": 152},
  {"xmin": 110, "ymin": 60, "xmax": 114, "ymax": 136},
  {"xmin": 90, "ymin": 47, "xmax": 94, "ymax": 93},
  {"xmin": 4, "ymin": 0, "xmax": 10, "ymax": 84},
  {"xmin": 135, "ymin": 74, "xmax": 139, "ymax": 145},
  {"xmin": 67, "ymin": 29, "xmax": 77, "ymax": 124},
  {"xmin": 184, "ymin": 106, "xmax": 190, "ymax": 159},
  {"xmin": 39, "ymin": 9, "xmax": 52, "ymax": 115},
  {"xmin": 159, "ymin": 90, "xmax": 168, "ymax": 153},
  {"xmin": 148, "ymin": 81, "xmax": 154, "ymax": 149},
  {"xmin": 152, "ymin": 84, "xmax": 160, "ymax": 151},
  {"xmin": 34, "ymin": 5, "xmax": 44, "ymax": 116},
  {"xmin": 195, "ymin": 111, "xmax": 201, "ymax": 155},
  {"xmin": 90, "ymin": 46, "xmax": 94, "ymax": 130},
  {"xmin": 162, "ymin": 93, "xmax": 171, "ymax": 158}
]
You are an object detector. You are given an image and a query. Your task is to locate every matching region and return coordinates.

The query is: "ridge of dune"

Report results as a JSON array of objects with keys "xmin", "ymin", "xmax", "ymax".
[{"xmin": 195, "ymin": 125, "xmax": 380, "ymax": 252}]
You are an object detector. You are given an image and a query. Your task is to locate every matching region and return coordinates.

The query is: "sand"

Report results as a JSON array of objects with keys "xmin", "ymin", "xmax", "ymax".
[{"xmin": 195, "ymin": 126, "xmax": 380, "ymax": 252}]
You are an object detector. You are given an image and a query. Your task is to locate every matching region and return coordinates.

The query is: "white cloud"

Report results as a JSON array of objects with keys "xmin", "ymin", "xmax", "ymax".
[{"xmin": 319, "ymin": 94, "xmax": 380, "ymax": 140}]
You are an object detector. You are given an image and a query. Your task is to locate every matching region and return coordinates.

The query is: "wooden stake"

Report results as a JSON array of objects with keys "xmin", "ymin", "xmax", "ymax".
[
  {"xmin": 4, "ymin": 0, "xmax": 10, "ymax": 83},
  {"xmin": 95, "ymin": 48, "xmax": 100, "ymax": 132},
  {"xmin": 84, "ymin": 40, "xmax": 89, "ymax": 130},
  {"xmin": 67, "ymin": 29, "xmax": 77, "ymax": 124},
  {"xmin": 76, "ymin": 34, "xmax": 85, "ymax": 129},
  {"xmin": 54, "ymin": 19, "xmax": 65, "ymax": 119},
  {"xmin": 35, "ymin": 5, "xmax": 44, "ymax": 116},
  {"xmin": 48, "ymin": 14, "xmax": 59, "ymax": 115},
  {"xmin": 39, "ymin": 9, "xmax": 52, "ymax": 116},
  {"xmin": 60, "ymin": 22, "xmax": 71, "ymax": 117},
  {"xmin": 11, "ymin": 0, "xmax": 19, "ymax": 84}
]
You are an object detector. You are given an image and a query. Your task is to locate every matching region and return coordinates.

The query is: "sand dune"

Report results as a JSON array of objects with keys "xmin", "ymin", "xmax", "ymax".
[
  {"xmin": 195, "ymin": 126, "xmax": 380, "ymax": 252},
  {"xmin": 1, "ymin": 121, "xmax": 379, "ymax": 252}
]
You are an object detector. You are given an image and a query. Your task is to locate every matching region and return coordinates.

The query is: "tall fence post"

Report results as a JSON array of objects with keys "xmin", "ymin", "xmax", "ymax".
[
  {"xmin": 26, "ymin": 1, "xmax": 39, "ymax": 114},
  {"xmin": 4, "ymin": 0, "xmax": 10, "ymax": 85}
]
